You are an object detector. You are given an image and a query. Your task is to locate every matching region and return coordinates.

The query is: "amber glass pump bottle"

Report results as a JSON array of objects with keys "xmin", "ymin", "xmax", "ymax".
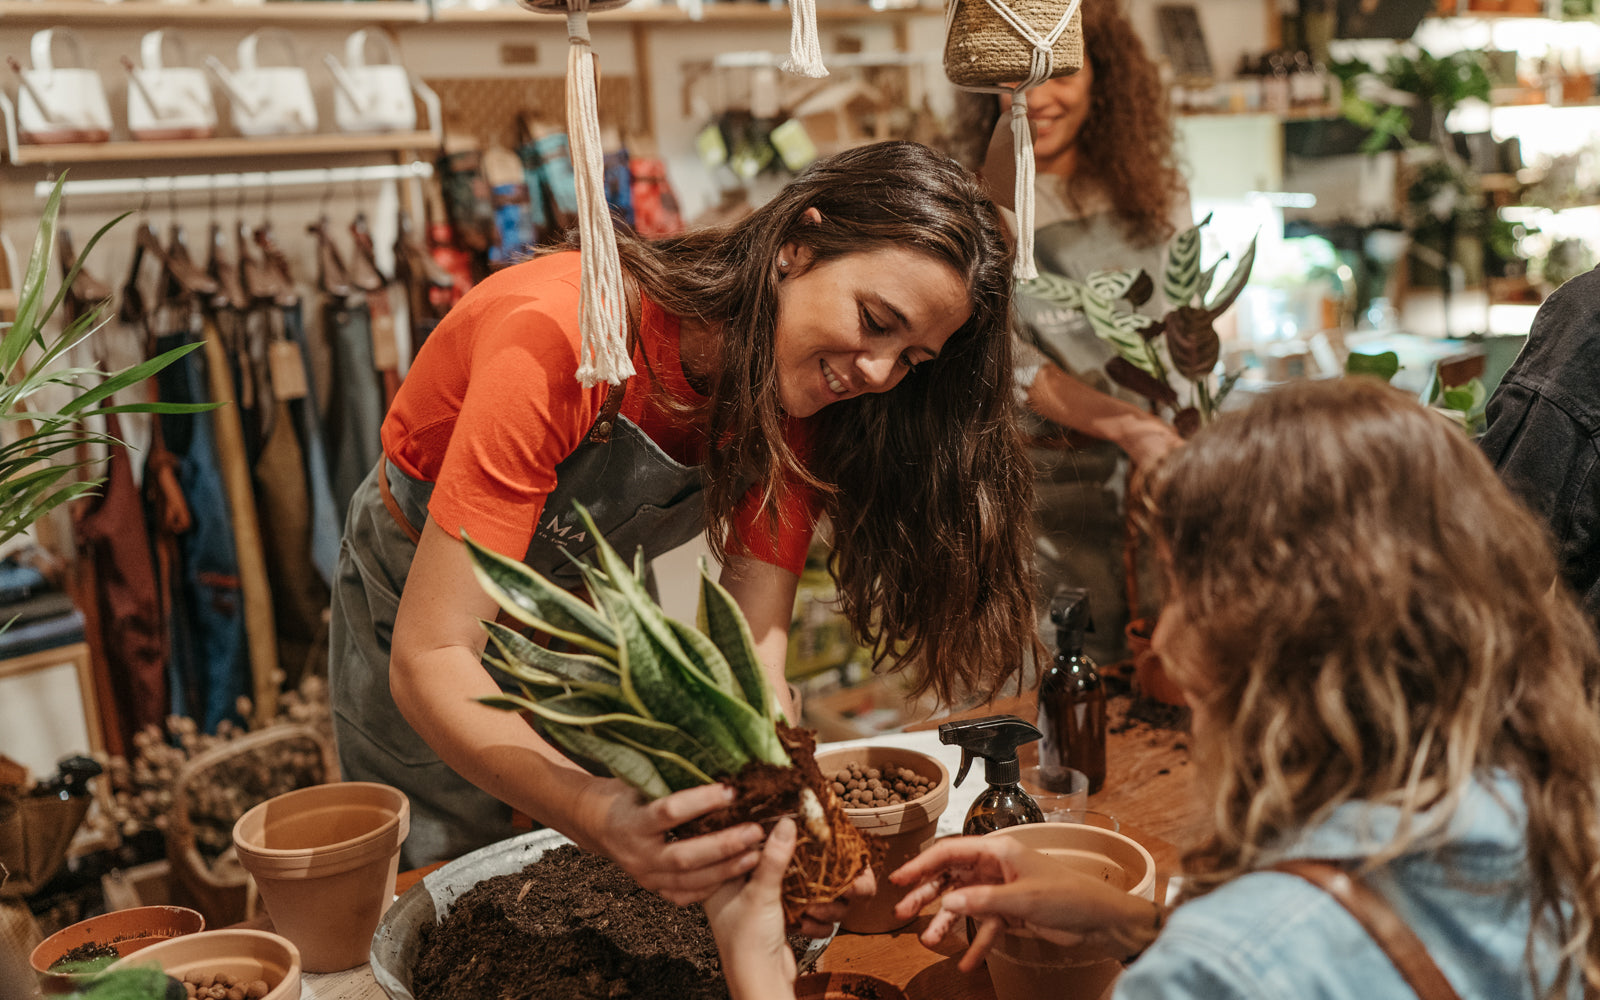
[{"xmin": 1037, "ymin": 587, "xmax": 1107, "ymax": 793}]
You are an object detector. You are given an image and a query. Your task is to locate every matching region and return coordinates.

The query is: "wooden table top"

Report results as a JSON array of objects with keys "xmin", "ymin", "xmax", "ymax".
[{"xmin": 381, "ymin": 683, "xmax": 1205, "ymax": 1000}]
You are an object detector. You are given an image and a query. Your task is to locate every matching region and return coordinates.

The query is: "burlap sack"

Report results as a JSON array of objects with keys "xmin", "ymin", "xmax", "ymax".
[
  {"xmin": 943, "ymin": 0, "xmax": 1083, "ymax": 87},
  {"xmin": 0, "ymin": 794, "xmax": 90, "ymax": 899}
]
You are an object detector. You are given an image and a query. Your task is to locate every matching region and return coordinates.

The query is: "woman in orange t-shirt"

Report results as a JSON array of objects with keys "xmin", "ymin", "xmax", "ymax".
[{"xmin": 328, "ymin": 141, "xmax": 1039, "ymax": 929}]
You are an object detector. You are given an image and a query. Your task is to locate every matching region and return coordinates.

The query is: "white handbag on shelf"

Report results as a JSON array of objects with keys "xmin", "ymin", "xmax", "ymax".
[
  {"xmin": 14, "ymin": 28, "xmax": 113, "ymax": 145},
  {"xmin": 125, "ymin": 30, "xmax": 216, "ymax": 141},
  {"xmin": 324, "ymin": 30, "xmax": 416, "ymax": 134},
  {"xmin": 204, "ymin": 29, "xmax": 317, "ymax": 137}
]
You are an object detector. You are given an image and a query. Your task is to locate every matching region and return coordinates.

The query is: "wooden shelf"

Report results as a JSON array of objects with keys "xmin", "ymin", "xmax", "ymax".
[
  {"xmin": 4, "ymin": 130, "xmax": 438, "ymax": 165},
  {"xmin": 1177, "ymin": 104, "xmax": 1342, "ymax": 122},
  {"xmin": 432, "ymin": 1, "xmax": 940, "ymax": 23},
  {"xmin": 0, "ymin": 0, "xmax": 429, "ymax": 23}
]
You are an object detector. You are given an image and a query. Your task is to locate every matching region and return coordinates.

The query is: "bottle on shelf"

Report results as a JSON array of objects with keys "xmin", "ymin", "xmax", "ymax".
[
  {"xmin": 1036, "ymin": 587, "xmax": 1107, "ymax": 794},
  {"xmin": 939, "ymin": 714, "xmax": 1045, "ymax": 835}
]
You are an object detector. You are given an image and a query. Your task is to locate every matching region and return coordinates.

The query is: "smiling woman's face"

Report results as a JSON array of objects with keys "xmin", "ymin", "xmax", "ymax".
[{"xmin": 771, "ymin": 245, "xmax": 972, "ymax": 418}]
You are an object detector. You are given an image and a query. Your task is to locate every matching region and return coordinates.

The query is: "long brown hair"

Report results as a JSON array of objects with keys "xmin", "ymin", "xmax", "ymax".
[
  {"xmin": 614, "ymin": 140, "xmax": 1037, "ymax": 704},
  {"xmin": 1143, "ymin": 378, "xmax": 1600, "ymax": 996},
  {"xmin": 952, "ymin": 0, "xmax": 1185, "ymax": 244}
]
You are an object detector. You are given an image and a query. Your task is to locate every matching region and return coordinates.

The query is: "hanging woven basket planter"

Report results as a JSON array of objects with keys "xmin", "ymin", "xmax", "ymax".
[{"xmin": 942, "ymin": 0, "xmax": 1084, "ymax": 280}]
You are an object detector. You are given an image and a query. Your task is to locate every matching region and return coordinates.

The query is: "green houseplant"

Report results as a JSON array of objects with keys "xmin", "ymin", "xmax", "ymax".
[
  {"xmin": 464, "ymin": 505, "xmax": 873, "ymax": 924},
  {"xmin": 1019, "ymin": 213, "xmax": 1258, "ymax": 437},
  {"xmin": 2, "ymin": 176, "xmax": 212, "ymax": 547}
]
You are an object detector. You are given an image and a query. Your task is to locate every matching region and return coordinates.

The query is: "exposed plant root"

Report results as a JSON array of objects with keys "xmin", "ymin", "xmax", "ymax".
[{"xmin": 671, "ymin": 723, "xmax": 872, "ymax": 925}]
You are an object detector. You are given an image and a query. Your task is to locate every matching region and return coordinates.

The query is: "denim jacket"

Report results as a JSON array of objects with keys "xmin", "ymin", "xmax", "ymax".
[{"xmin": 1115, "ymin": 772, "xmax": 1578, "ymax": 1000}]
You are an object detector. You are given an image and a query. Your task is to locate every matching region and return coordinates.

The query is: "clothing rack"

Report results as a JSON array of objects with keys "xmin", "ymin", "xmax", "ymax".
[{"xmin": 32, "ymin": 161, "xmax": 434, "ymax": 200}]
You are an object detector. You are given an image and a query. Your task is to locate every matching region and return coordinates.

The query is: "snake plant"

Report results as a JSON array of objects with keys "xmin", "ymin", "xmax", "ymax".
[{"xmin": 464, "ymin": 506, "xmax": 829, "ymax": 841}]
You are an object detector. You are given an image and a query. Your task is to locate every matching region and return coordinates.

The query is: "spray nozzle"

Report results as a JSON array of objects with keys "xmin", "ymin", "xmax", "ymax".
[
  {"xmin": 938, "ymin": 714, "xmax": 1041, "ymax": 788},
  {"xmin": 1050, "ymin": 587, "xmax": 1094, "ymax": 635}
]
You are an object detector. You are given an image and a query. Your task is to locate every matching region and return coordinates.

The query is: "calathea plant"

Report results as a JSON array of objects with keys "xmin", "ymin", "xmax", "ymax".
[
  {"xmin": 464, "ymin": 506, "xmax": 871, "ymax": 923},
  {"xmin": 1019, "ymin": 213, "xmax": 1258, "ymax": 437}
]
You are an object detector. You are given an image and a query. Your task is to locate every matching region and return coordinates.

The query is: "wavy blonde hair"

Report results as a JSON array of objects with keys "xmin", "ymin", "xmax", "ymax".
[{"xmin": 1142, "ymin": 378, "xmax": 1600, "ymax": 996}]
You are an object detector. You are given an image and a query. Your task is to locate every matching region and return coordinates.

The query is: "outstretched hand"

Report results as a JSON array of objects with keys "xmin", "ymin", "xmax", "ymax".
[
  {"xmin": 705, "ymin": 818, "xmax": 801, "ymax": 1000},
  {"xmin": 889, "ymin": 836, "xmax": 1159, "ymax": 972}
]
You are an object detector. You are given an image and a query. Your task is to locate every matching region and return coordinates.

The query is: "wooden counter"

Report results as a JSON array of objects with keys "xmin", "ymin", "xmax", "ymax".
[{"xmin": 301, "ymin": 685, "xmax": 1205, "ymax": 1000}]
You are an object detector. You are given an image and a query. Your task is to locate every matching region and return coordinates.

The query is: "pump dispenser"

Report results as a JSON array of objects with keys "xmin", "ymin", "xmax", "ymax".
[
  {"xmin": 1037, "ymin": 587, "xmax": 1107, "ymax": 793},
  {"xmin": 939, "ymin": 715, "xmax": 1045, "ymax": 835}
]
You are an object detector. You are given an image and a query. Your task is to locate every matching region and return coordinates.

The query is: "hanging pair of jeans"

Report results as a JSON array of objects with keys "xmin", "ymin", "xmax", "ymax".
[
  {"xmin": 321, "ymin": 296, "xmax": 385, "ymax": 521},
  {"xmin": 151, "ymin": 323, "xmax": 249, "ymax": 733}
]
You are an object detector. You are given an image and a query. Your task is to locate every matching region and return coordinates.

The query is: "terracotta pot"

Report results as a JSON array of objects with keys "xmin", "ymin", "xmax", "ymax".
[
  {"xmin": 232, "ymin": 781, "xmax": 409, "ymax": 973},
  {"xmin": 811, "ymin": 746, "xmax": 949, "ymax": 934},
  {"xmin": 795, "ymin": 970, "xmax": 909, "ymax": 1000},
  {"xmin": 29, "ymin": 904, "xmax": 205, "ymax": 994},
  {"xmin": 980, "ymin": 823, "xmax": 1156, "ymax": 1000},
  {"xmin": 107, "ymin": 928, "xmax": 302, "ymax": 1000},
  {"xmin": 1124, "ymin": 618, "xmax": 1187, "ymax": 707}
]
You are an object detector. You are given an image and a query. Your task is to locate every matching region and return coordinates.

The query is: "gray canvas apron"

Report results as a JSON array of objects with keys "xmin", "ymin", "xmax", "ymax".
[{"xmin": 329, "ymin": 414, "xmax": 709, "ymax": 867}]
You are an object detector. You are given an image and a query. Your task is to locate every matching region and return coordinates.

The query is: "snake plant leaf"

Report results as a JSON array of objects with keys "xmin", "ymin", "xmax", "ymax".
[
  {"xmin": 597, "ymin": 715, "xmax": 739, "ymax": 776},
  {"xmin": 696, "ymin": 563, "xmax": 778, "ymax": 721},
  {"xmin": 542, "ymin": 722, "xmax": 672, "ymax": 799},
  {"xmin": 1164, "ymin": 306, "xmax": 1221, "ymax": 381},
  {"xmin": 664, "ymin": 615, "xmax": 740, "ymax": 701},
  {"xmin": 480, "ymin": 652, "xmax": 624, "ymax": 705},
  {"xmin": 660, "ymin": 637, "xmax": 787, "ymax": 766},
  {"xmin": 481, "ymin": 620, "xmax": 620, "ymax": 685},
  {"xmin": 572, "ymin": 505, "xmax": 693, "ymax": 664},
  {"xmin": 1203, "ymin": 235, "xmax": 1258, "ymax": 322},
  {"xmin": 606, "ymin": 730, "xmax": 716, "ymax": 790},
  {"xmin": 1017, "ymin": 271, "xmax": 1085, "ymax": 308},
  {"xmin": 464, "ymin": 533, "xmax": 618, "ymax": 658},
  {"xmin": 1163, "ymin": 218, "xmax": 1206, "ymax": 307}
]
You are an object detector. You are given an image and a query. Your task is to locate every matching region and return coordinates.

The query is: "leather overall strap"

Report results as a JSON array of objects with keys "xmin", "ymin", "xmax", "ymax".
[
  {"xmin": 378, "ymin": 457, "xmax": 424, "ymax": 544},
  {"xmin": 1270, "ymin": 860, "xmax": 1463, "ymax": 1000}
]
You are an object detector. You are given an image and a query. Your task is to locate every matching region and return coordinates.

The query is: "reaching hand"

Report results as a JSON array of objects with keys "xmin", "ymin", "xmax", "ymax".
[
  {"xmin": 573, "ymin": 779, "xmax": 766, "ymax": 905},
  {"xmin": 706, "ymin": 818, "xmax": 801, "ymax": 1000},
  {"xmin": 889, "ymin": 836, "xmax": 1159, "ymax": 972}
]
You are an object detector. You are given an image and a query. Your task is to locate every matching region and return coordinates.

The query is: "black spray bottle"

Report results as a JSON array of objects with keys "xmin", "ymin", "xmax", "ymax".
[
  {"xmin": 939, "ymin": 715, "xmax": 1045, "ymax": 835},
  {"xmin": 1037, "ymin": 587, "xmax": 1107, "ymax": 793}
]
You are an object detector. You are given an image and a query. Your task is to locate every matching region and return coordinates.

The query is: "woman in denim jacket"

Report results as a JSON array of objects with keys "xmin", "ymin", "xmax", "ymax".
[{"xmin": 708, "ymin": 377, "xmax": 1600, "ymax": 999}]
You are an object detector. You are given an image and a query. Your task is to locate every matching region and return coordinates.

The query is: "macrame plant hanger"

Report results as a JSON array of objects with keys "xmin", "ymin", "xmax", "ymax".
[
  {"xmin": 518, "ymin": 0, "xmax": 826, "ymax": 388},
  {"xmin": 943, "ymin": 0, "xmax": 1083, "ymax": 280}
]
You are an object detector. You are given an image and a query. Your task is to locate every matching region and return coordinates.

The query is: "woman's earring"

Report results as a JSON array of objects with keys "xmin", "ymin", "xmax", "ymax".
[{"xmin": 778, "ymin": 258, "xmax": 789, "ymax": 270}]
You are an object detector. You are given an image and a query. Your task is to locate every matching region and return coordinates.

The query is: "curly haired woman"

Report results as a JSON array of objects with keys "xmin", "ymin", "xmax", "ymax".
[
  {"xmin": 956, "ymin": 0, "xmax": 1192, "ymax": 662},
  {"xmin": 712, "ymin": 376, "xmax": 1600, "ymax": 999}
]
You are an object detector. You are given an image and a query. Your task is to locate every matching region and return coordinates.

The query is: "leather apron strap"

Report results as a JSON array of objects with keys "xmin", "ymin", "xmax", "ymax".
[
  {"xmin": 378, "ymin": 457, "xmax": 423, "ymax": 544},
  {"xmin": 1270, "ymin": 860, "xmax": 1463, "ymax": 1000}
]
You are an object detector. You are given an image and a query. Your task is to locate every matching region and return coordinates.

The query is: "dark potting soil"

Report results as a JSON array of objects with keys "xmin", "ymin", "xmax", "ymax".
[
  {"xmin": 412, "ymin": 844, "xmax": 807, "ymax": 1000},
  {"xmin": 49, "ymin": 941, "xmax": 120, "ymax": 974}
]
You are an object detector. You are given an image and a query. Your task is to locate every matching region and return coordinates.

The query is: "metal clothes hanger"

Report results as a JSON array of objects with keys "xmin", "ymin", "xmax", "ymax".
[
  {"xmin": 158, "ymin": 178, "xmax": 219, "ymax": 300},
  {"xmin": 347, "ymin": 178, "xmax": 387, "ymax": 294},
  {"xmin": 252, "ymin": 179, "xmax": 300, "ymax": 307},
  {"xmin": 205, "ymin": 178, "xmax": 250, "ymax": 313}
]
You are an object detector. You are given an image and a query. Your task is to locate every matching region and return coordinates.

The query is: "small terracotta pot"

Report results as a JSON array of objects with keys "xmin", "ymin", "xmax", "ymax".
[
  {"xmin": 1124, "ymin": 618, "xmax": 1187, "ymax": 707},
  {"xmin": 232, "ymin": 781, "xmax": 409, "ymax": 973},
  {"xmin": 107, "ymin": 928, "xmax": 301, "ymax": 1000},
  {"xmin": 29, "ymin": 905, "xmax": 205, "ymax": 994},
  {"xmin": 980, "ymin": 823, "xmax": 1155, "ymax": 1000},
  {"xmin": 811, "ymin": 746, "xmax": 949, "ymax": 934}
]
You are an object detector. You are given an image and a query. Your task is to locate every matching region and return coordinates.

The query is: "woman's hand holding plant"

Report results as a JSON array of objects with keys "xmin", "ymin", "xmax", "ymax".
[
  {"xmin": 572, "ymin": 778, "xmax": 766, "ymax": 905},
  {"xmin": 889, "ymin": 837, "xmax": 1161, "ymax": 971}
]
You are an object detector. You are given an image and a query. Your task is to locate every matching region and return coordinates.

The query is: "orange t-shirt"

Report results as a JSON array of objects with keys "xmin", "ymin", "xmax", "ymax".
[{"xmin": 381, "ymin": 252, "xmax": 817, "ymax": 572}]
